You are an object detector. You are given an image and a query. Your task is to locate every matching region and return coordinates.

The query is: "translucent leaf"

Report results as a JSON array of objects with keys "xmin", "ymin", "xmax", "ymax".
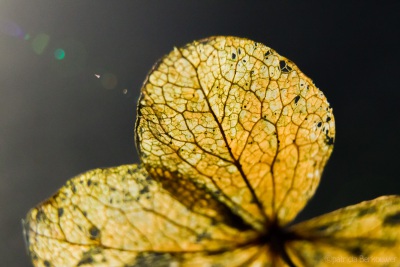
[
  {"xmin": 287, "ymin": 196, "xmax": 400, "ymax": 266},
  {"xmin": 24, "ymin": 164, "xmax": 258, "ymax": 267},
  {"xmin": 136, "ymin": 36, "xmax": 335, "ymax": 227}
]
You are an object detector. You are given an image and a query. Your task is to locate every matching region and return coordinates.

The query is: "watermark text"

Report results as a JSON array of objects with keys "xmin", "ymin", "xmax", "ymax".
[{"xmin": 324, "ymin": 255, "xmax": 397, "ymax": 264}]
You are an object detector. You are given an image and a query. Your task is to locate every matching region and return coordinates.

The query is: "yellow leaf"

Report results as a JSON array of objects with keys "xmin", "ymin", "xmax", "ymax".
[
  {"xmin": 24, "ymin": 36, "xmax": 399, "ymax": 267},
  {"xmin": 24, "ymin": 164, "xmax": 258, "ymax": 266},
  {"xmin": 136, "ymin": 36, "xmax": 335, "ymax": 227},
  {"xmin": 287, "ymin": 195, "xmax": 400, "ymax": 266}
]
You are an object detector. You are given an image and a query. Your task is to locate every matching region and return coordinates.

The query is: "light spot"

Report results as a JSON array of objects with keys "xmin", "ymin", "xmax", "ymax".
[
  {"xmin": 32, "ymin": 33, "xmax": 50, "ymax": 55},
  {"xmin": 101, "ymin": 73, "xmax": 118, "ymax": 90},
  {"xmin": 54, "ymin": 49, "xmax": 65, "ymax": 60}
]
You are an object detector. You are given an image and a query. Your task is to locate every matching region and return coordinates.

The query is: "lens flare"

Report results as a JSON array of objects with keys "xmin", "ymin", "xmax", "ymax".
[
  {"xmin": 51, "ymin": 39, "xmax": 87, "ymax": 77},
  {"xmin": 0, "ymin": 18, "xmax": 24, "ymax": 38},
  {"xmin": 54, "ymin": 49, "xmax": 65, "ymax": 60},
  {"xmin": 32, "ymin": 33, "xmax": 50, "ymax": 55},
  {"xmin": 101, "ymin": 73, "xmax": 118, "ymax": 90}
]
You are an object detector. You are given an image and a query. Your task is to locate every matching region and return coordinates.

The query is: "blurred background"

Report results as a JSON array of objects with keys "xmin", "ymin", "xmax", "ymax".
[{"xmin": 1, "ymin": 1, "xmax": 399, "ymax": 266}]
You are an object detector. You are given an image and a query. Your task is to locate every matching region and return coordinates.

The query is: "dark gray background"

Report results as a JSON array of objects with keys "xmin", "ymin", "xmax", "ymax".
[{"xmin": 1, "ymin": 1, "xmax": 399, "ymax": 266}]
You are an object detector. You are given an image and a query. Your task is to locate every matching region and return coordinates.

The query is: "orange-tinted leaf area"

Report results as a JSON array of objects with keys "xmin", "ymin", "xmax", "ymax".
[{"xmin": 25, "ymin": 36, "xmax": 400, "ymax": 267}]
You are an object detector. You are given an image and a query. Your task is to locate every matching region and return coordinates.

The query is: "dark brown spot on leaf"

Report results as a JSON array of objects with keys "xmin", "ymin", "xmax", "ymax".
[
  {"xmin": 89, "ymin": 226, "xmax": 101, "ymax": 240},
  {"xmin": 357, "ymin": 207, "xmax": 377, "ymax": 217},
  {"xmin": 383, "ymin": 212, "xmax": 400, "ymax": 226},
  {"xmin": 57, "ymin": 208, "xmax": 64, "ymax": 218}
]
